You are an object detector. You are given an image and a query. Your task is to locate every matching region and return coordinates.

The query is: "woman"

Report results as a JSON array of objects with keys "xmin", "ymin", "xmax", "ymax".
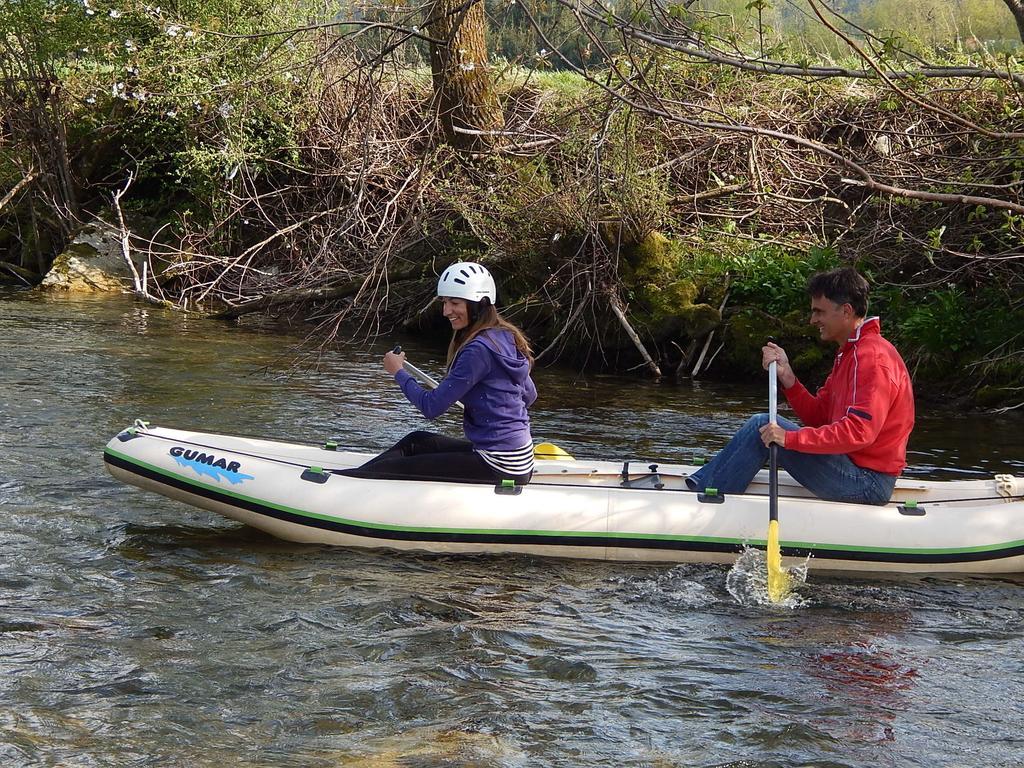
[{"xmin": 352, "ymin": 262, "xmax": 537, "ymax": 485}]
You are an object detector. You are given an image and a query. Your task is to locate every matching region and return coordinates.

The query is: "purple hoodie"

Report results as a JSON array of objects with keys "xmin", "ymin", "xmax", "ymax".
[{"xmin": 394, "ymin": 330, "xmax": 537, "ymax": 451}]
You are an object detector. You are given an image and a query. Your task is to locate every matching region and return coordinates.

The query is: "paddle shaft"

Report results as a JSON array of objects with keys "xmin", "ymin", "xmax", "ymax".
[
  {"xmin": 403, "ymin": 359, "xmax": 440, "ymax": 389},
  {"xmin": 765, "ymin": 358, "xmax": 789, "ymax": 600},
  {"xmin": 392, "ymin": 346, "xmax": 465, "ymax": 410},
  {"xmin": 769, "ymin": 360, "xmax": 779, "ymax": 524}
]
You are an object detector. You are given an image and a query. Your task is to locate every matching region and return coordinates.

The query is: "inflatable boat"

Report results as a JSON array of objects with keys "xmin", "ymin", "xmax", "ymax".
[{"xmin": 103, "ymin": 421, "xmax": 1024, "ymax": 575}]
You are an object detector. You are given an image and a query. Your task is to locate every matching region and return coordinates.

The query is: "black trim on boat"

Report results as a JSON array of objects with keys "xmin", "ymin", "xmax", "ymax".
[{"xmin": 104, "ymin": 451, "xmax": 1024, "ymax": 565}]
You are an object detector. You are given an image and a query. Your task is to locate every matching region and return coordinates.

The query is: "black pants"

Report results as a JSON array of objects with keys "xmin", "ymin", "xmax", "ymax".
[{"xmin": 342, "ymin": 431, "xmax": 531, "ymax": 485}]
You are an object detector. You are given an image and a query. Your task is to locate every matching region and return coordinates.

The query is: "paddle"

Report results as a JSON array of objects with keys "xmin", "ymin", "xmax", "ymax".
[
  {"xmin": 391, "ymin": 345, "xmax": 464, "ymax": 410},
  {"xmin": 766, "ymin": 360, "xmax": 789, "ymax": 602},
  {"xmin": 391, "ymin": 345, "xmax": 575, "ymax": 461}
]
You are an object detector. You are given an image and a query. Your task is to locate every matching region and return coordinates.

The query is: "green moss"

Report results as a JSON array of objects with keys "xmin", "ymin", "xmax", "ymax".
[
  {"xmin": 723, "ymin": 308, "xmax": 781, "ymax": 367},
  {"xmin": 677, "ymin": 302, "xmax": 721, "ymax": 337},
  {"xmin": 972, "ymin": 386, "xmax": 1022, "ymax": 409},
  {"xmin": 637, "ymin": 281, "xmax": 714, "ymax": 335},
  {"xmin": 628, "ymin": 231, "xmax": 675, "ymax": 272},
  {"xmin": 791, "ymin": 344, "xmax": 825, "ymax": 372},
  {"xmin": 618, "ymin": 231, "xmax": 684, "ymax": 289},
  {"xmin": 48, "ymin": 252, "xmax": 72, "ymax": 272},
  {"xmin": 616, "ymin": 231, "xmax": 727, "ymax": 340},
  {"xmin": 637, "ymin": 276, "xmax": 692, "ymax": 310}
]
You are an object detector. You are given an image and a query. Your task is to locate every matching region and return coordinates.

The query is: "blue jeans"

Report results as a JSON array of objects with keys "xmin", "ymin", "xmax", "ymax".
[{"xmin": 686, "ymin": 414, "xmax": 897, "ymax": 505}]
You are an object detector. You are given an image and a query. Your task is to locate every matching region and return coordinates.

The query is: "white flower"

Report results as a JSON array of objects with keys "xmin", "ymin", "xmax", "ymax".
[
  {"xmin": 124, "ymin": 39, "xmax": 136, "ymax": 51},
  {"xmin": 166, "ymin": 24, "xmax": 181, "ymax": 37},
  {"xmin": 86, "ymin": 96, "xmax": 97, "ymax": 104},
  {"xmin": 217, "ymin": 101, "xmax": 234, "ymax": 118},
  {"xmin": 166, "ymin": 110, "xmax": 177, "ymax": 118},
  {"xmin": 109, "ymin": 9, "xmax": 121, "ymax": 18}
]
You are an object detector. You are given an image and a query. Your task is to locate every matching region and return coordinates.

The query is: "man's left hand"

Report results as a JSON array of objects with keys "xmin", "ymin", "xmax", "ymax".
[{"xmin": 760, "ymin": 422, "xmax": 787, "ymax": 448}]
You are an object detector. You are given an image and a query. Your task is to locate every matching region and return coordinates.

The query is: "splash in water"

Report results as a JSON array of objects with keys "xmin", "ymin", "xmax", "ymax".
[
  {"xmin": 607, "ymin": 566, "xmax": 722, "ymax": 609},
  {"xmin": 726, "ymin": 546, "xmax": 810, "ymax": 608}
]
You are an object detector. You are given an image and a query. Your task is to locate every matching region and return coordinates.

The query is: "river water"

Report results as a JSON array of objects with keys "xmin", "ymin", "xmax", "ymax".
[{"xmin": 2, "ymin": 287, "xmax": 1023, "ymax": 767}]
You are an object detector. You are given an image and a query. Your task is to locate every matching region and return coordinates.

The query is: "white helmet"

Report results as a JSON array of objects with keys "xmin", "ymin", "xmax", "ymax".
[{"xmin": 436, "ymin": 261, "xmax": 496, "ymax": 304}]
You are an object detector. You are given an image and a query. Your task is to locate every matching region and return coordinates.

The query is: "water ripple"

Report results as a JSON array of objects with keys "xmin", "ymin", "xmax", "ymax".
[{"xmin": 3, "ymin": 289, "xmax": 1024, "ymax": 767}]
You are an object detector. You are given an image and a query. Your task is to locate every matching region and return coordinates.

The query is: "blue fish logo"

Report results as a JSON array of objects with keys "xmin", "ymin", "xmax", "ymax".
[{"xmin": 169, "ymin": 447, "xmax": 254, "ymax": 485}]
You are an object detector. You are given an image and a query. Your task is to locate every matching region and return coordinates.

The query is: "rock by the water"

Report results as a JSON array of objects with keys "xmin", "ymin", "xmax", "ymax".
[{"xmin": 41, "ymin": 222, "xmax": 139, "ymax": 292}]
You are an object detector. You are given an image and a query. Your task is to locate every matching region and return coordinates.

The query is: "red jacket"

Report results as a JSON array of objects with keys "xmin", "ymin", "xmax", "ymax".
[{"xmin": 783, "ymin": 318, "xmax": 914, "ymax": 475}]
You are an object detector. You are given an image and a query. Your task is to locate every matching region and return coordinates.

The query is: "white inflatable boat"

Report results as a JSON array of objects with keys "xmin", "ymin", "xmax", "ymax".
[{"xmin": 103, "ymin": 421, "xmax": 1024, "ymax": 575}]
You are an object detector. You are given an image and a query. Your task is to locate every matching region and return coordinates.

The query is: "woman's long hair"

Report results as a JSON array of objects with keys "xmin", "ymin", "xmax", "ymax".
[{"xmin": 446, "ymin": 299, "xmax": 534, "ymax": 369}]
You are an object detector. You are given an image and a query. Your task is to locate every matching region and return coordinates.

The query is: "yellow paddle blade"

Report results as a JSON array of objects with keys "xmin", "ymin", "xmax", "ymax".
[
  {"xmin": 534, "ymin": 442, "xmax": 575, "ymax": 461},
  {"xmin": 766, "ymin": 519, "xmax": 790, "ymax": 602}
]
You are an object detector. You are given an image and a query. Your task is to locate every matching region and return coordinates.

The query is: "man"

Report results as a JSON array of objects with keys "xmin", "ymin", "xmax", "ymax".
[{"xmin": 686, "ymin": 266, "xmax": 914, "ymax": 505}]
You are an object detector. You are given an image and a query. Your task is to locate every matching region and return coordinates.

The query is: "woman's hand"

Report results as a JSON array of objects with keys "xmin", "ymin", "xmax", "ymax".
[{"xmin": 383, "ymin": 350, "xmax": 406, "ymax": 376}]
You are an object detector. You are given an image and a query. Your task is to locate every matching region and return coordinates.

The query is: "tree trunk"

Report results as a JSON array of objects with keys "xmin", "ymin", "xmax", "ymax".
[
  {"xmin": 425, "ymin": 0, "xmax": 505, "ymax": 152},
  {"xmin": 1005, "ymin": 0, "xmax": 1024, "ymax": 43}
]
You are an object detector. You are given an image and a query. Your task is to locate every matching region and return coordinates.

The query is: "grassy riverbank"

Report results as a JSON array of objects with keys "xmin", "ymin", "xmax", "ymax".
[{"xmin": 1, "ymin": 3, "xmax": 1022, "ymax": 406}]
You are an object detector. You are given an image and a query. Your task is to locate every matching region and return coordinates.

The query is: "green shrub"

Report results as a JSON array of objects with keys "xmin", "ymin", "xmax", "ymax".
[{"xmin": 686, "ymin": 241, "xmax": 839, "ymax": 315}]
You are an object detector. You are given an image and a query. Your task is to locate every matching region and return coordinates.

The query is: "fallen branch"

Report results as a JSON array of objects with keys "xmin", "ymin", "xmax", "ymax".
[
  {"xmin": 214, "ymin": 263, "xmax": 421, "ymax": 319},
  {"xmin": 609, "ymin": 295, "xmax": 662, "ymax": 377},
  {"xmin": 1, "ymin": 262, "xmax": 39, "ymax": 286},
  {"xmin": 112, "ymin": 174, "xmax": 170, "ymax": 307},
  {"xmin": 993, "ymin": 400, "xmax": 1024, "ymax": 414},
  {"xmin": 688, "ymin": 280, "xmax": 731, "ymax": 379},
  {"xmin": 193, "ymin": 204, "xmax": 351, "ymax": 304},
  {"xmin": 535, "ymin": 281, "xmax": 592, "ymax": 364},
  {"xmin": 0, "ymin": 169, "xmax": 37, "ymax": 213},
  {"xmin": 564, "ymin": 2, "xmax": 1024, "ymax": 88},
  {"xmin": 674, "ymin": 182, "xmax": 749, "ymax": 206}
]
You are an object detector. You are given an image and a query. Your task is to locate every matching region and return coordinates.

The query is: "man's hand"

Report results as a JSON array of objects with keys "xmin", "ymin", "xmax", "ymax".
[
  {"xmin": 383, "ymin": 350, "xmax": 406, "ymax": 376},
  {"xmin": 762, "ymin": 342, "xmax": 796, "ymax": 389},
  {"xmin": 760, "ymin": 421, "xmax": 787, "ymax": 448}
]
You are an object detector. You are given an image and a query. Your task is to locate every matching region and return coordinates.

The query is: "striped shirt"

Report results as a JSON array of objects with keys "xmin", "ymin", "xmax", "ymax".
[{"xmin": 477, "ymin": 441, "xmax": 534, "ymax": 477}]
